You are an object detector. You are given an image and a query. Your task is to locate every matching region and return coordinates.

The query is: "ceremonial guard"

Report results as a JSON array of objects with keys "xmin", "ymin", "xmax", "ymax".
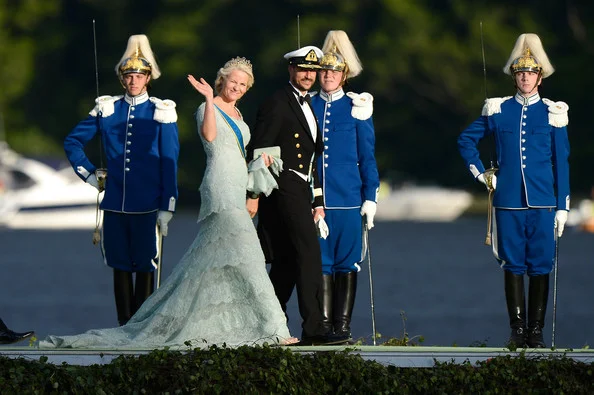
[
  {"xmin": 249, "ymin": 45, "xmax": 343, "ymax": 345},
  {"xmin": 458, "ymin": 33, "xmax": 570, "ymax": 347},
  {"xmin": 64, "ymin": 34, "xmax": 180, "ymax": 326},
  {"xmin": 310, "ymin": 30, "xmax": 379, "ymax": 342}
]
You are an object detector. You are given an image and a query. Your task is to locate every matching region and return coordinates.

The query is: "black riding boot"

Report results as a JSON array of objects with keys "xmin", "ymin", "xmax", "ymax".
[
  {"xmin": 134, "ymin": 271, "xmax": 155, "ymax": 315},
  {"xmin": 333, "ymin": 271, "xmax": 357, "ymax": 343},
  {"xmin": 527, "ymin": 274, "xmax": 549, "ymax": 348},
  {"xmin": 504, "ymin": 270, "xmax": 527, "ymax": 347},
  {"xmin": 321, "ymin": 274, "xmax": 334, "ymax": 334},
  {"xmin": 113, "ymin": 269, "xmax": 134, "ymax": 326}
]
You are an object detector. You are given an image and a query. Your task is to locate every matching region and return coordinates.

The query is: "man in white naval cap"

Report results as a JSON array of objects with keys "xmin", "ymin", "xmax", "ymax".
[
  {"xmin": 458, "ymin": 33, "xmax": 570, "ymax": 348},
  {"xmin": 248, "ymin": 45, "xmax": 345, "ymax": 345},
  {"xmin": 64, "ymin": 34, "xmax": 180, "ymax": 326},
  {"xmin": 310, "ymin": 30, "xmax": 380, "ymax": 344}
]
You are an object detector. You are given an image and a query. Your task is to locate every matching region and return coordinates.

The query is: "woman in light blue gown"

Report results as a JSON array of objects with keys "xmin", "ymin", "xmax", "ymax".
[{"xmin": 40, "ymin": 57, "xmax": 296, "ymax": 349}]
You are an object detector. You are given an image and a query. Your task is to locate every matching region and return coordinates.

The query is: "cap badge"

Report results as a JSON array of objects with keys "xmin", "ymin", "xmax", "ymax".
[{"xmin": 305, "ymin": 49, "xmax": 318, "ymax": 62}]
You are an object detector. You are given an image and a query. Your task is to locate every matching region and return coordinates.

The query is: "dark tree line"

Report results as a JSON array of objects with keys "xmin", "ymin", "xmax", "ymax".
[{"xmin": 2, "ymin": 0, "xmax": 592, "ymax": 205}]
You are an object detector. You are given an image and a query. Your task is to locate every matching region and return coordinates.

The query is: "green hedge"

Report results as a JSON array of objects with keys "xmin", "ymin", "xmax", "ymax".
[{"xmin": 1, "ymin": 345, "xmax": 592, "ymax": 394}]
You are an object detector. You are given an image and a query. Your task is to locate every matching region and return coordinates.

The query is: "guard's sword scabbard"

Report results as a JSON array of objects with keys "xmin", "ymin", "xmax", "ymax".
[
  {"xmin": 156, "ymin": 225, "xmax": 164, "ymax": 289},
  {"xmin": 94, "ymin": 113, "xmax": 107, "ymax": 189},
  {"xmin": 483, "ymin": 166, "xmax": 497, "ymax": 246}
]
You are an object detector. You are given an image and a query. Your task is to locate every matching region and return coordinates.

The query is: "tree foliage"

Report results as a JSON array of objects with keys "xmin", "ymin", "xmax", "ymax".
[{"xmin": 2, "ymin": 0, "xmax": 592, "ymax": 204}]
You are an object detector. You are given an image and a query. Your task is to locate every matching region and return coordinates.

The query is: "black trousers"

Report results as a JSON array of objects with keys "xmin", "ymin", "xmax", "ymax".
[{"xmin": 258, "ymin": 171, "xmax": 325, "ymax": 338}]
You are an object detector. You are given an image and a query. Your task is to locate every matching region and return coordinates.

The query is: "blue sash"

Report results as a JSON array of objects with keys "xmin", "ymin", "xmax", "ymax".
[{"xmin": 215, "ymin": 104, "xmax": 245, "ymax": 158}]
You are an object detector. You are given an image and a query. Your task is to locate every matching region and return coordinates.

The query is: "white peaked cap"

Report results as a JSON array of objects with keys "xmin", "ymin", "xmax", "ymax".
[
  {"xmin": 284, "ymin": 46, "xmax": 324, "ymax": 69},
  {"xmin": 115, "ymin": 34, "xmax": 161, "ymax": 80},
  {"xmin": 503, "ymin": 33, "xmax": 555, "ymax": 78},
  {"xmin": 321, "ymin": 30, "xmax": 363, "ymax": 79},
  {"xmin": 283, "ymin": 45, "xmax": 324, "ymax": 60}
]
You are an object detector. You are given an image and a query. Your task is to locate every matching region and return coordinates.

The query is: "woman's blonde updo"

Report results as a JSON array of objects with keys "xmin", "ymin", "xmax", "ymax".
[{"xmin": 214, "ymin": 57, "xmax": 254, "ymax": 94}]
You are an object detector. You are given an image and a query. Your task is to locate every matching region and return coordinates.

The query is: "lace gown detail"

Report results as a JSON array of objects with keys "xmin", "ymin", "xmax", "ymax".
[{"xmin": 40, "ymin": 103, "xmax": 291, "ymax": 349}]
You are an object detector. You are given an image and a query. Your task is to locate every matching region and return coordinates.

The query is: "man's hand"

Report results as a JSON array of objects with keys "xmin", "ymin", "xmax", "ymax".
[
  {"xmin": 555, "ymin": 210, "xmax": 568, "ymax": 238},
  {"xmin": 360, "ymin": 201, "xmax": 377, "ymax": 230},
  {"xmin": 477, "ymin": 173, "xmax": 497, "ymax": 191},
  {"xmin": 246, "ymin": 197, "xmax": 259, "ymax": 218},
  {"xmin": 157, "ymin": 211, "xmax": 173, "ymax": 237},
  {"xmin": 313, "ymin": 207, "xmax": 325, "ymax": 223}
]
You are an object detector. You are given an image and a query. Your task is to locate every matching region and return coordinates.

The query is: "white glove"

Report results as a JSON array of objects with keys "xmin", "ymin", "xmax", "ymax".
[
  {"xmin": 477, "ymin": 173, "xmax": 497, "ymax": 191},
  {"xmin": 86, "ymin": 174, "xmax": 100, "ymax": 191},
  {"xmin": 555, "ymin": 210, "xmax": 568, "ymax": 238},
  {"xmin": 316, "ymin": 217, "xmax": 329, "ymax": 239},
  {"xmin": 360, "ymin": 200, "xmax": 377, "ymax": 230},
  {"xmin": 157, "ymin": 211, "xmax": 173, "ymax": 237}
]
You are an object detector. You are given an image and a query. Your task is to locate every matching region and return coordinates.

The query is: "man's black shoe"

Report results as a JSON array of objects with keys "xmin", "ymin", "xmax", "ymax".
[{"xmin": 0, "ymin": 329, "xmax": 35, "ymax": 345}]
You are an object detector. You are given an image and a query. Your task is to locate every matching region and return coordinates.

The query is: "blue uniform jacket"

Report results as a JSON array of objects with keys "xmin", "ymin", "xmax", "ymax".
[
  {"xmin": 311, "ymin": 89, "xmax": 379, "ymax": 208},
  {"xmin": 458, "ymin": 93, "xmax": 570, "ymax": 210},
  {"xmin": 64, "ymin": 93, "xmax": 180, "ymax": 213}
]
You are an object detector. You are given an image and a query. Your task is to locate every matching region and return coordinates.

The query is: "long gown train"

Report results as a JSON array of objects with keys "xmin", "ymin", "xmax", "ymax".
[{"xmin": 40, "ymin": 103, "xmax": 291, "ymax": 349}]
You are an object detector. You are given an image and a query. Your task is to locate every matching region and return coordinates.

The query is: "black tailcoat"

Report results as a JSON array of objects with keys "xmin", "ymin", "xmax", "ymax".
[{"xmin": 248, "ymin": 84, "xmax": 326, "ymax": 338}]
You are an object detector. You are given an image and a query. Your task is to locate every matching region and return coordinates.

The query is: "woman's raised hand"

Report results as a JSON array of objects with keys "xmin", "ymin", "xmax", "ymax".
[{"xmin": 187, "ymin": 75, "xmax": 213, "ymax": 99}]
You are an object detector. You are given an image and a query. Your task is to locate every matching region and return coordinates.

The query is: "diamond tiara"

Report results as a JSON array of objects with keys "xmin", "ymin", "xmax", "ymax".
[{"xmin": 224, "ymin": 57, "xmax": 252, "ymax": 72}]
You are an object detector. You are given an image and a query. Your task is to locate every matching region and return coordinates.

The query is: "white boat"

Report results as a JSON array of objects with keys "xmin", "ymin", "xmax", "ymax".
[
  {"xmin": 566, "ymin": 198, "xmax": 594, "ymax": 233},
  {"xmin": 375, "ymin": 180, "xmax": 473, "ymax": 222},
  {"xmin": 0, "ymin": 142, "xmax": 100, "ymax": 230}
]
